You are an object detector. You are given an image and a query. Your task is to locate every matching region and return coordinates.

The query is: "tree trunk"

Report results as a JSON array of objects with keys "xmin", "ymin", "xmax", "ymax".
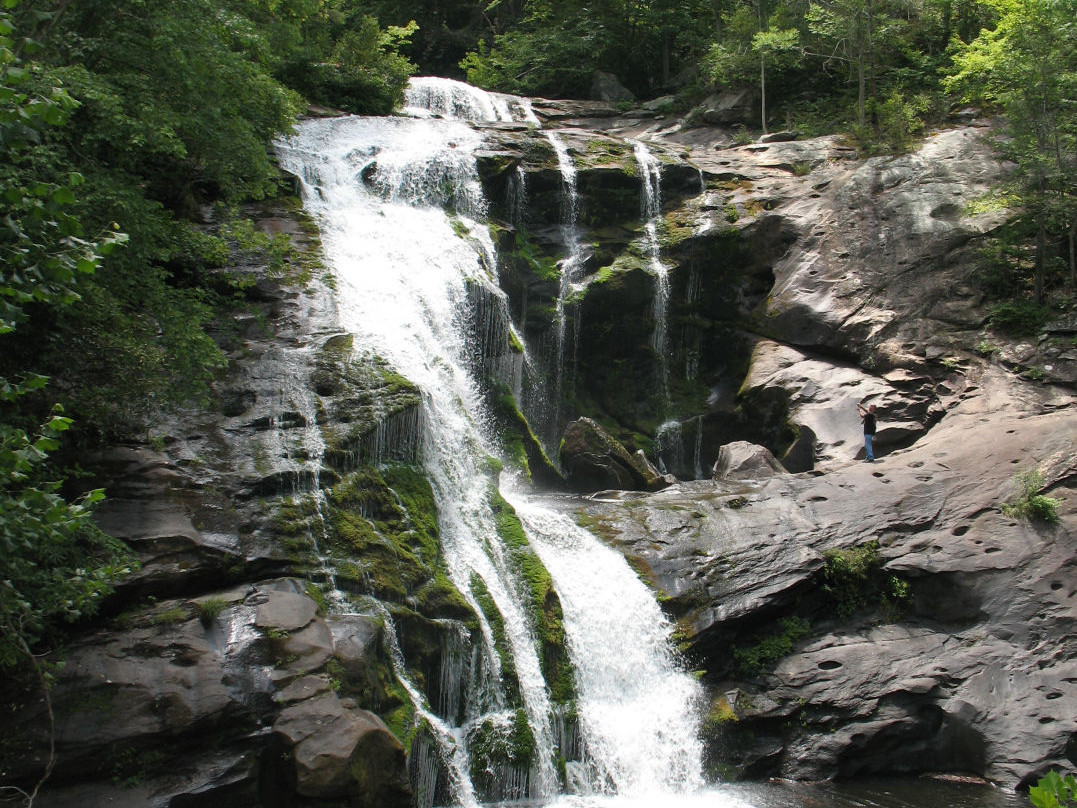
[
  {"xmin": 1035, "ymin": 215, "xmax": 1047, "ymax": 305},
  {"xmin": 856, "ymin": 11, "xmax": 867, "ymax": 128},
  {"xmin": 1069, "ymin": 214, "xmax": 1075, "ymax": 288},
  {"xmin": 662, "ymin": 33, "xmax": 670, "ymax": 87},
  {"xmin": 760, "ymin": 51, "xmax": 767, "ymax": 134}
]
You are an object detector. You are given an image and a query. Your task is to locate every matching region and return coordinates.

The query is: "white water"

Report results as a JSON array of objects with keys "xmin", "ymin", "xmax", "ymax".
[
  {"xmin": 277, "ymin": 77, "xmax": 710, "ymax": 808},
  {"xmin": 546, "ymin": 131, "xmax": 588, "ymax": 442},
  {"xmin": 508, "ymin": 494, "xmax": 705, "ymax": 799},
  {"xmin": 632, "ymin": 140, "xmax": 671, "ymax": 412}
]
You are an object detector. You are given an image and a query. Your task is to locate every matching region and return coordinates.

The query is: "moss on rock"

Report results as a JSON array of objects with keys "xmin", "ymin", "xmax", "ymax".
[{"xmin": 326, "ymin": 464, "xmax": 472, "ymax": 620}]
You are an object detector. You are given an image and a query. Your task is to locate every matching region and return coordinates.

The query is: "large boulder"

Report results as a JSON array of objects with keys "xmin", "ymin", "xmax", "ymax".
[
  {"xmin": 687, "ymin": 90, "xmax": 757, "ymax": 126},
  {"xmin": 272, "ymin": 693, "xmax": 412, "ymax": 807},
  {"xmin": 590, "ymin": 70, "xmax": 635, "ymax": 103},
  {"xmin": 712, "ymin": 441, "xmax": 787, "ymax": 479},
  {"xmin": 560, "ymin": 417, "xmax": 671, "ymax": 492}
]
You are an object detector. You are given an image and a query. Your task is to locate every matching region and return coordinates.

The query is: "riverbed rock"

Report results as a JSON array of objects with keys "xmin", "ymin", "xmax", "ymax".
[
  {"xmin": 712, "ymin": 441, "xmax": 787, "ymax": 479},
  {"xmin": 272, "ymin": 693, "xmax": 412, "ymax": 806}
]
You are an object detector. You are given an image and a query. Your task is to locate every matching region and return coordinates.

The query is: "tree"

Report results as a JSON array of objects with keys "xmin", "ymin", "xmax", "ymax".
[
  {"xmin": 752, "ymin": 28, "xmax": 800, "ymax": 132},
  {"xmin": 1, "ymin": 6, "xmax": 135, "ymax": 801},
  {"xmin": 946, "ymin": 0, "xmax": 1077, "ymax": 300}
]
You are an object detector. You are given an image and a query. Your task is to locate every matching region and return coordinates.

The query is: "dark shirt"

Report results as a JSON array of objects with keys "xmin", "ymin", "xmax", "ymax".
[{"xmin": 863, "ymin": 413, "xmax": 876, "ymax": 435}]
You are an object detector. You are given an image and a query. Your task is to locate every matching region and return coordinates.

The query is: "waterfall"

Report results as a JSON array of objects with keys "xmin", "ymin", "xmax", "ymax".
[
  {"xmin": 656, "ymin": 415, "xmax": 706, "ymax": 481},
  {"xmin": 277, "ymin": 77, "xmax": 710, "ymax": 807},
  {"xmin": 508, "ymin": 494, "xmax": 704, "ymax": 797},
  {"xmin": 633, "ymin": 140, "xmax": 671, "ymax": 412},
  {"xmin": 546, "ymin": 131, "xmax": 587, "ymax": 444},
  {"xmin": 259, "ymin": 344, "xmax": 353, "ymax": 610}
]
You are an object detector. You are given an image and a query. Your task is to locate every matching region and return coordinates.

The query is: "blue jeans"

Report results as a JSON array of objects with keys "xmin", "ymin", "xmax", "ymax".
[{"xmin": 864, "ymin": 433, "xmax": 875, "ymax": 461}]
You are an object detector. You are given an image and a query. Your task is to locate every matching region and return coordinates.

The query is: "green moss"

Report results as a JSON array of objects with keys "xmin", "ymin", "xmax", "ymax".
[
  {"xmin": 449, "ymin": 216, "xmax": 470, "ymax": 239},
  {"xmin": 470, "ymin": 573, "xmax": 522, "ymax": 706},
  {"xmin": 487, "ymin": 489, "xmax": 576, "ymax": 704},
  {"xmin": 732, "ymin": 616, "xmax": 811, "ymax": 677},
  {"xmin": 467, "ymin": 708, "xmax": 537, "ymax": 795},
  {"xmin": 701, "ymin": 694, "xmax": 739, "ymax": 738},
  {"xmin": 384, "ymin": 697, "xmax": 419, "ymax": 753},
  {"xmin": 324, "ymin": 464, "xmax": 471, "ymax": 618},
  {"xmin": 152, "ymin": 606, "xmax": 188, "ymax": 626},
  {"xmin": 585, "ymin": 138, "xmax": 632, "ymax": 171},
  {"xmin": 514, "ymin": 229, "xmax": 561, "ymax": 283},
  {"xmin": 572, "ymin": 511, "xmax": 621, "ymax": 543}
]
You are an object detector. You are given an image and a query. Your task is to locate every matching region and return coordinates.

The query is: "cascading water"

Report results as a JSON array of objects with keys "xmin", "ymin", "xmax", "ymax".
[
  {"xmin": 545, "ymin": 131, "xmax": 588, "ymax": 446},
  {"xmin": 507, "ymin": 494, "xmax": 705, "ymax": 798},
  {"xmin": 277, "ymin": 77, "xmax": 729, "ymax": 808},
  {"xmin": 633, "ymin": 140, "xmax": 672, "ymax": 412}
]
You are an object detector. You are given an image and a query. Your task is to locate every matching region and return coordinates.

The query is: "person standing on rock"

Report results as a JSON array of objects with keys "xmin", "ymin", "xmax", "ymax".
[{"xmin": 858, "ymin": 402, "xmax": 877, "ymax": 462}]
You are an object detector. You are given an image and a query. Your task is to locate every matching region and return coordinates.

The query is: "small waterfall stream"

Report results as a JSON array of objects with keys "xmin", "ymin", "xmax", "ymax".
[
  {"xmin": 507, "ymin": 493, "xmax": 705, "ymax": 798},
  {"xmin": 633, "ymin": 140, "xmax": 671, "ymax": 413},
  {"xmin": 277, "ymin": 77, "xmax": 710, "ymax": 808},
  {"xmin": 546, "ymin": 131, "xmax": 587, "ymax": 443}
]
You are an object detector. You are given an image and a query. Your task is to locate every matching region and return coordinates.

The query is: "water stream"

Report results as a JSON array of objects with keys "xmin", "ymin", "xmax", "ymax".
[
  {"xmin": 632, "ymin": 140, "xmax": 671, "ymax": 412},
  {"xmin": 546, "ymin": 130, "xmax": 587, "ymax": 445}
]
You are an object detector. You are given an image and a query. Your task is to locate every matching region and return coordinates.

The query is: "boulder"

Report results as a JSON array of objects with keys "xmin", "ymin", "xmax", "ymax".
[
  {"xmin": 273, "ymin": 693, "xmax": 412, "ymax": 807},
  {"xmin": 560, "ymin": 417, "xmax": 670, "ymax": 492},
  {"xmin": 688, "ymin": 90, "xmax": 757, "ymax": 126},
  {"xmin": 712, "ymin": 441, "xmax": 787, "ymax": 479},
  {"xmin": 590, "ymin": 70, "xmax": 635, "ymax": 103}
]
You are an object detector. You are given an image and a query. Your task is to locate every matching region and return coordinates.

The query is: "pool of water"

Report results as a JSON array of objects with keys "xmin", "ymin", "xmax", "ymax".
[
  {"xmin": 483, "ymin": 779, "xmax": 1024, "ymax": 808},
  {"xmin": 725, "ymin": 778, "xmax": 1025, "ymax": 808}
]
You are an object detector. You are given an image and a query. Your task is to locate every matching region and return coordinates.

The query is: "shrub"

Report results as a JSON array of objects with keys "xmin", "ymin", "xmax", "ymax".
[
  {"xmin": 1029, "ymin": 770, "xmax": 1077, "ymax": 808},
  {"xmin": 197, "ymin": 597, "xmax": 228, "ymax": 624},
  {"xmin": 733, "ymin": 616, "xmax": 811, "ymax": 676},
  {"xmin": 987, "ymin": 300, "xmax": 1050, "ymax": 335},
  {"xmin": 1003, "ymin": 469, "xmax": 1061, "ymax": 523},
  {"xmin": 822, "ymin": 541, "xmax": 910, "ymax": 617}
]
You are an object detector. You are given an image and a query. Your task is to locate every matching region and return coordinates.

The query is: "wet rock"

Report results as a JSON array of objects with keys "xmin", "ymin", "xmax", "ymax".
[
  {"xmin": 569, "ymin": 372, "xmax": 1076, "ymax": 786},
  {"xmin": 560, "ymin": 417, "xmax": 671, "ymax": 492}
]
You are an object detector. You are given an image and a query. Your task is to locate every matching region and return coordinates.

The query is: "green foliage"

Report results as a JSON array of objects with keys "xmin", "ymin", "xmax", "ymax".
[
  {"xmin": 0, "ymin": 409, "xmax": 135, "ymax": 671},
  {"xmin": 946, "ymin": 0, "xmax": 1077, "ymax": 303},
  {"xmin": 197, "ymin": 597, "xmax": 229, "ymax": 624},
  {"xmin": 1003, "ymin": 469, "xmax": 1061, "ymax": 524},
  {"xmin": 822, "ymin": 540, "xmax": 910, "ymax": 617},
  {"xmin": 987, "ymin": 299, "xmax": 1051, "ymax": 335},
  {"xmin": 733, "ymin": 616, "xmax": 811, "ymax": 676},
  {"xmin": 278, "ymin": 15, "xmax": 417, "ymax": 115},
  {"xmin": 0, "ymin": 10, "xmax": 135, "ymax": 685},
  {"xmin": 1029, "ymin": 770, "xmax": 1077, "ymax": 808}
]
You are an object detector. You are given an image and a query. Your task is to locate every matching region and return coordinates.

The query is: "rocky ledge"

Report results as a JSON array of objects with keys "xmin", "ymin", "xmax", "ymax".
[{"xmin": 566, "ymin": 361, "xmax": 1075, "ymax": 787}]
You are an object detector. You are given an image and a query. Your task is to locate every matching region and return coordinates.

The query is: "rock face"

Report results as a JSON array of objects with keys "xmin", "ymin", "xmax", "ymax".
[
  {"xmin": 0, "ymin": 207, "xmax": 432, "ymax": 807},
  {"xmin": 470, "ymin": 100, "xmax": 1075, "ymax": 789},
  {"xmin": 565, "ymin": 368, "xmax": 1075, "ymax": 787}
]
